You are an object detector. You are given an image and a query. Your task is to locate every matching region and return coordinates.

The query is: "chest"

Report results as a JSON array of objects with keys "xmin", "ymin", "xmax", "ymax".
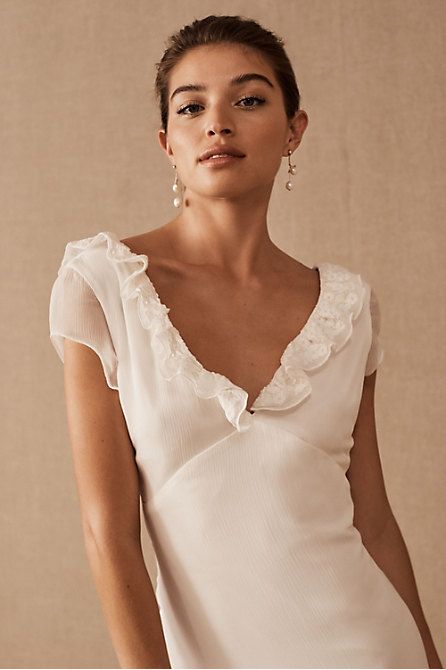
[{"xmin": 145, "ymin": 264, "xmax": 321, "ymax": 412}]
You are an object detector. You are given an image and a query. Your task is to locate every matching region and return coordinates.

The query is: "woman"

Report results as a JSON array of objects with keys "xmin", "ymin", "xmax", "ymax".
[{"xmin": 49, "ymin": 14, "xmax": 441, "ymax": 669}]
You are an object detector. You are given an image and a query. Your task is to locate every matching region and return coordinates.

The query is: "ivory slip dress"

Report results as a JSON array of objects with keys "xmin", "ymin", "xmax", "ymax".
[{"xmin": 48, "ymin": 230, "xmax": 428, "ymax": 669}]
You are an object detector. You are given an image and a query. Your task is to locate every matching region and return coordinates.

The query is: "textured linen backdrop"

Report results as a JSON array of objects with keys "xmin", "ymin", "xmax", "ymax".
[{"xmin": 1, "ymin": 0, "xmax": 444, "ymax": 666}]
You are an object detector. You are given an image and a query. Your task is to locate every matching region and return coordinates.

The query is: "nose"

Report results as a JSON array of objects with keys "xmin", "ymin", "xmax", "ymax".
[
  {"xmin": 203, "ymin": 97, "xmax": 236, "ymax": 139},
  {"xmin": 207, "ymin": 124, "xmax": 232, "ymax": 137},
  {"xmin": 204, "ymin": 98, "xmax": 235, "ymax": 137}
]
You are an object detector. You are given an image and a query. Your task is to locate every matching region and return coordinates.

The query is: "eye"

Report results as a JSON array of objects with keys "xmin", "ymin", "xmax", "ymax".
[
  {"xmin": 238, "ymin": 96, "xmax": 266, "ymax": 109},
  {"xmin": 176, "ymin": 95, "xmax": 266, "ymax": 115},
  {"xmin": 176, "ymin": 102, "xmax": 202, "ymax": 115}
]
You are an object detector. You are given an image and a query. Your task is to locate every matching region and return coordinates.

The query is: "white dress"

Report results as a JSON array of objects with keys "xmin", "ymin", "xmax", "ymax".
[{"xmin": 49, "ymin": 230, "xmax": 428, "ymax": 669}]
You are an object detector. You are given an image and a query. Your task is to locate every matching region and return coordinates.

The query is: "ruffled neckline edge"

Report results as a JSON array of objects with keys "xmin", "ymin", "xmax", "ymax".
[{"xmin": 60, "ymin": 230, "xmax": 367, "ymax": 432}]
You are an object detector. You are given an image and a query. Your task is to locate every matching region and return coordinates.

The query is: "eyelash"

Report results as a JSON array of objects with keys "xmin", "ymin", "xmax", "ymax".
[{"xmin": 176, "ymin": 96, "xmax": 266, "ymax": 115}]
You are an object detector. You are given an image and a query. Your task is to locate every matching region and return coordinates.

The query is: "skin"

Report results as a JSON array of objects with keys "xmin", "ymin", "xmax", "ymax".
[
  {"xmin": 62, "ymin": 41, "xmax": 442, "ymax": 668},
  {"xmin": 156, "ymin": 42, "xmax": 309, "ymax": 279},
  {"xmin": 148, "ymin": 42, "xmax": 440, "ymax": 666},
  {"xmin": 124, "ymin": 42, "xmax": 317, "ymax": 412}
]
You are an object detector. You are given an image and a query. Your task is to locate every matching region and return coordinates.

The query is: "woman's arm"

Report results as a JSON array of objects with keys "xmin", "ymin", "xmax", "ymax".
[
  {"xmin": 63, "ymin": 338, "xmax": 171, "ymax": 669},
  {"xmin": 347, "ymin": 371, "xmax": 442, "ymax": 669},
  {"xmin": 363, "ymin": 510, "xmax": 442, "ymax": 669},
  {"xmin": 85, "ymin": 532, "xmax": 171, "ymax": 669}
]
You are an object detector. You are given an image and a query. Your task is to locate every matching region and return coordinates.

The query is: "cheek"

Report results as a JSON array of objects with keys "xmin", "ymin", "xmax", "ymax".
[
  {"xmin": 174, "ymin": 134, "xmax": 195, "ymax": 155},
  {"xmin": 250, "ymin": 118, "xmax": 285, "ymax": 148},
  {"xmin": 166, "ymin": 124, "xmax": 196, "ymax": 153},
  {"xmin": 257, "ymin": 121, "xmax": 285, "ymax": 145},
  {"xmin": 254, "ymin": 129, "xmax": 284, "ymax": 170}
]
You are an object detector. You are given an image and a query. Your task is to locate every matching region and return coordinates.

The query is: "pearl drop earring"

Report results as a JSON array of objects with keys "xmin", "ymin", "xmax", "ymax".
[
  {"xmin": 172, "ymin": 163, "xmax": 183, "ymax": 208},
  {"xmin": 286, "ymin": 149, "xmax": 297, "ymax": 191}
]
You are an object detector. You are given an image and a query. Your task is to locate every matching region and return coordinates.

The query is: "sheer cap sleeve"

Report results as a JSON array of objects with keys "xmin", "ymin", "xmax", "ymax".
[
  {"xmin": 364, "ymin": 286, "xmax": 385, "ymax": 376},
  {"xmin": 49, "ymin": 265, "xmax": 118, "ymax": 389}
]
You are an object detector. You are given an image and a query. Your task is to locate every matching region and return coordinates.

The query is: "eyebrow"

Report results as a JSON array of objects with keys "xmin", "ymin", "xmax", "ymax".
[{"xmin": 169, "ymin": 72, "xmax": 275, "ymax": 102}]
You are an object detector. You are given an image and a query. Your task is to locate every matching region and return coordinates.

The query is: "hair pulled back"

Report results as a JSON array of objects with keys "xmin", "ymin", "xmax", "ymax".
[{"xmin": 154, "ymin": 14, "xmax": 301, "ymax": 134}]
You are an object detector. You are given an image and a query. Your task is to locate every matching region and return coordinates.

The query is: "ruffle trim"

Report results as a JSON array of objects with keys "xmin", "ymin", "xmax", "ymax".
[{"xmin": 60, "ymin": 231, "xmax": 367, "ymax": 433}]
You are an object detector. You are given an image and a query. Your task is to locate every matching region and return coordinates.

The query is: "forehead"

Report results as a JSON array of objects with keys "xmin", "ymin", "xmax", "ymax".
[{"xmin": 168, "ymin": 43, "xmax": 277, "ymax": 92}]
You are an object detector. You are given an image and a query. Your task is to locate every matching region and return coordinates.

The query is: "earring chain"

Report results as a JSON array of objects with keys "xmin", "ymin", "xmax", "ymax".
[{"xmin": 286, "ymin": 149, "xmax": 297, "ymax": 191}]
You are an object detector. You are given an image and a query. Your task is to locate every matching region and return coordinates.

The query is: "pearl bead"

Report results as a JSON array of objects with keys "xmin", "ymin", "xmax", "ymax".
[
  {"xmin": 173, "ymin": 196, "xmax": 182, "ymax": 207},
  {"xmin": 172, "ymin": 183, "xmax": 180, "ymax": 193},
  {"xmin": 286, "ymin": 181, "xmax": 293, "ymax": 191}
]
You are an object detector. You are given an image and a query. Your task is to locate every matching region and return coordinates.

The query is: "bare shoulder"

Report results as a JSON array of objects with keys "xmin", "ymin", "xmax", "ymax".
[
  {"xmin": 120, "ymin": 229, "xmax": 318, "ymax": 299},
  {"xmin": 272, "ymin": 248, "xmax": 319, "ymax": 289},
  {"xmin": 120, "ymin": 225, "xmax": 172, "ymax": 259}
]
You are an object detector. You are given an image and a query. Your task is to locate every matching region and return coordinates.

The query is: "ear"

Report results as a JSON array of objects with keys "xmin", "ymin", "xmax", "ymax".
[
  {"xmin": 284, "ymin": 109, "xmax": 309, "ymax": 155},
  {"xmin": 158, "ymin": 129, "xmax": 174, "ymax": 162}
]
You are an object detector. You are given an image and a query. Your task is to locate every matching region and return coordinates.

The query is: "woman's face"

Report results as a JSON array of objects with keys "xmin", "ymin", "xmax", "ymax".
[{"xmin": 158, "ymin": 43, "xmax": 307, "ymax": 202}]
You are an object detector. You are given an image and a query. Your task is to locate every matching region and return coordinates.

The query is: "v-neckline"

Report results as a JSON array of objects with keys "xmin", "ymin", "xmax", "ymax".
[{"xmin": 115, "ymin": 235, "xmax": 324, "ymax": 415}]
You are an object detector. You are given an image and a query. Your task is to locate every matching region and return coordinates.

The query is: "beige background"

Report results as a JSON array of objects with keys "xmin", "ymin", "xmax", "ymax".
[{"xmin": 1, "ymin": 0, "xmax": 445, "ymax": 667}]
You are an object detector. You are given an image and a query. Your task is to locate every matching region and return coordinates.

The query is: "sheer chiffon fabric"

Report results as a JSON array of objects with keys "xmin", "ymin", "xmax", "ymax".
[{"xmin": 49, "ymin": 231, "xmax": 427, "ymax": 669}]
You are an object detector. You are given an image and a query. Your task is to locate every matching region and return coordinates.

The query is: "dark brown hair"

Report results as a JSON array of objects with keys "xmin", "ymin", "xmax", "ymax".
[{"xmin": 154, "ymin": 14, "xmax": 301, "ymax": 134}]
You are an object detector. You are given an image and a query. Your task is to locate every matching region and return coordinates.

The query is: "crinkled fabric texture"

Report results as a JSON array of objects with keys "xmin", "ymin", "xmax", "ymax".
[{"xmin": 49, "ymin": 231, "xmax": 427, "ymax": 669}]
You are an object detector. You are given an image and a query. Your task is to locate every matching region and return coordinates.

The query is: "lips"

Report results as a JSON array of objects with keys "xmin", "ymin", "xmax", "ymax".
[{"xmin": 199, "ymin": 144, "xmax": 245, "ymax": 161}]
